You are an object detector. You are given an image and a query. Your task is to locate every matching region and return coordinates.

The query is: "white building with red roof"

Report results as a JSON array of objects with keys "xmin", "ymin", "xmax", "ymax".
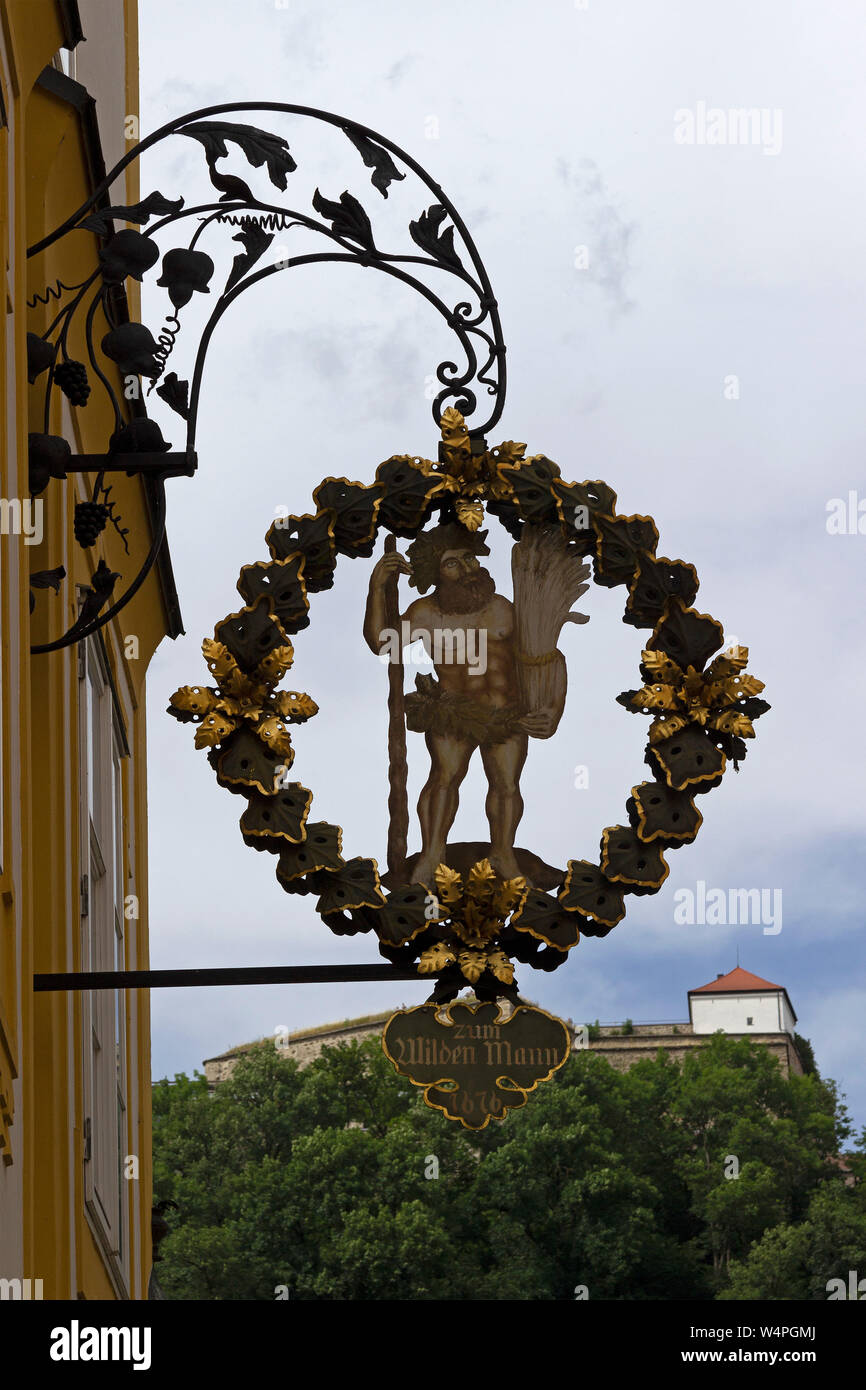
[{"xmin": 689, "ymin": 967, "xmax": 797, "ymax": 1038}]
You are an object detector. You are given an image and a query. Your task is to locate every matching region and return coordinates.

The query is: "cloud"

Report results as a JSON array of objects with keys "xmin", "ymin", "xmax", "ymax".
[
  {"xmin": 243, "ymin": 317, "xmax": 424, "ymax": 425},
  {"xmin": 557, "ymin": 156, "xmax": 637, "ymax": 316},
  {"xmin": 385, "ymin": 55, "xmax": 418, "ymax": 86},
  {"xmin": 277, "ymin": 11, "xmax": 327, "ymax": 72}
]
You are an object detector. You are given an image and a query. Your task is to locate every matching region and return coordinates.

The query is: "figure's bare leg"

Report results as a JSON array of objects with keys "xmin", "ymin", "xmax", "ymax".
[
  {"xmin": 414, "ymin": 732, "xmax": 475, "ymax": 885},
  {"xmin": 480, "ymin": 734, "xmax": 529, "ymax": 879}
]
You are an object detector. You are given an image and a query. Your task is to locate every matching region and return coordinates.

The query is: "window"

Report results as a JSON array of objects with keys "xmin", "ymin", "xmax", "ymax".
[
  {"xmin": 79, "ymin": 637, "xmax": 128, "ymax": 1289},
  {"xmin": 746, "ymin": 1016, "xmax": 753, "ymax": 1026},
  {"xmin": 51, "ymin": 48, "xmax": 77, "ymax": 80}
]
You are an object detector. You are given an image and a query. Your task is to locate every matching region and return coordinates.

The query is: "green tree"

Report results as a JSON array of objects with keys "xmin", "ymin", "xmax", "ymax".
[
  {"xmin": 721, "ymin": 1182, "xmax": 866, "ymax": 1300},
  {"xmin": 469, "ymin": 1054, "xmax": 706, "ymax": 1299},
  {"xmin": 662, "ymin": 1035, "xmax": 845, "ymax": 1282},
  {"xmin": 153, "ymin": 1040, "xmax": 485, "ymax": 1299},
  {"xmin": 151, "ymin": 1031, "xmax": 856, "ymax": 1300},
  {"xmin": 794, "ymin": 1033, "xmax": 818, "ymax": 1076}
]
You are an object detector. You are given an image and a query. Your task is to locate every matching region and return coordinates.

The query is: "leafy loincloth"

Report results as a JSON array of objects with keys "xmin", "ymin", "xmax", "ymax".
[{"xmin": 405, "ymin": 674, "xmax": 523, "ymax": 745}]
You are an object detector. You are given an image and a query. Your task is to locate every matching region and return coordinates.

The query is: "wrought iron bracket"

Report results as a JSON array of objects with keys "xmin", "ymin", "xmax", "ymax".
[
  {"xmin": 26, "ymin": 101, "xmax": 507, "ymax": 654},
  {"xmin": 34, "ymin": 963, "xmax": 422, "ymax": 991},
  {"xmin": 58, "ymin": 451, "xmax": 198, "ymax": 479}
]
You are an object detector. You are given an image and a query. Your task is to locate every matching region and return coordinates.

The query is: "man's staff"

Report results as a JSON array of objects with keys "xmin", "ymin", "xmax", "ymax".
[{"xmin": 383, "ymin": 534, "xmax": 409, "ymax": 882}]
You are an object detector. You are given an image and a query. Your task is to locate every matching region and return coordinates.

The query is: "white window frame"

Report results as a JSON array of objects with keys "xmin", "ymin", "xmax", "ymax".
[{"xmin": 79, "ymin": 636, "xmax": 128, "ymax": 1293}]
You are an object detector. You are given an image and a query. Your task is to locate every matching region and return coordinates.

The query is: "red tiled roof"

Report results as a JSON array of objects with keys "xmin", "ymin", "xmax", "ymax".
[{"xmin": 690, "ymin": 967, "xmax": 783, "ymax": 995}]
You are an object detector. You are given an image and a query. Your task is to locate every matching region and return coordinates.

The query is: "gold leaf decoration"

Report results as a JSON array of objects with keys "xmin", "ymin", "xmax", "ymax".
[
  {"xmin": 194, "ymin": 711, "xmax": 236, "ymax": 748},
  {"xmin": 426, "ymin": 408, "xmax": 520, "ymax": 515},
  {"xmin": 454, "ymin": 899, "xmax": 497, "ymax": 950},
  {"xmin": 169, "ymin": 630, "xmax": 317, "ymax": 763},
  {"xmin": 439, "ymin": 406, "xmax": 471, "ymax": 455},
  {"xmin": 202, "ymin": 638, "xmax": 236, "ymax": 685},
  {"xmin": 491, "ymin": 876, "xmax": 528, "ymax": 918},
  {"xmin": 255, "ymin": 717, "xmax": 295, "ymax": 759},
  {"xmin": 625, "ymin": 643, "xmax": 764, "ymax": 754},
  {"xmin": 274, "ymin": 690, "xmax": 319, "ymax": 721},
  {"xmin": 434, "ymin": 863, "xmax": 463, "ymax": 905},
  {"xmin": 489, "ymin": 440, "xmax": 527, "ymax": 469},
  {"xmin": 257, "ymin": 644, "xmax": 295, "ymax": 683},
  {"xmin": 706, "ymin": 646, "xmax": 749, "ymax": 680},
  {"xmin": 457, "ymin": 950, "xmax": 487, "ymax": 984},
  {"xmin": 465, "ymin": 858, "xmax": 497, "ymax": 902},
  {"xmin": 487, "ymin": 950, "xmax": 515, "ymax": 985},
  {"xmin": 221, "ymin": 667, "xmax": 252, "ymax": 700},
  {"xmin": 422, "ymin": 858, "xmax": 542, "ymax": 977},
  {"xmin": 712, "ymin": 674, "xmax": 765, "ymax": 703},
  {"xmin": 418, "ymin": 943, "xmax": 456, "ymax": 974},
  {"xmin": 641, "ymin": 649, "xmax": 681, "ymax": 683},
  {"xmin": 631, "ymin": 685, "xmax": 679, "ymax": 712},
  {"xmin": 455, "ymin": 498, "xmax": 485, "ymax": 531},
  {"xmin": 649, "ymin": 714, "xmax": 688, "ymax": 744},
  {"xmin": 168, "ymin": 685, "xmax": 217, "ymax": 719},
  {"xmin": 711, "ymin": 711, "xmax": 755, "ymax": 739}
]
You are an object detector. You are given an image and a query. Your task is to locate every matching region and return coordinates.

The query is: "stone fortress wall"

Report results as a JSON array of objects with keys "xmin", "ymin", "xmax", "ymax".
[{"xmin": 204, "ymin": 1009, "xmax": 804, "ymax": 1086}]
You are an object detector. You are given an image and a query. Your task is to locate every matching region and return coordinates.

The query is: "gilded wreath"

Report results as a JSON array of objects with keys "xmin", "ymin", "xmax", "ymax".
[{"xmin": 168, "ymin": 407, "xmax": 769, "ymax": 1015}]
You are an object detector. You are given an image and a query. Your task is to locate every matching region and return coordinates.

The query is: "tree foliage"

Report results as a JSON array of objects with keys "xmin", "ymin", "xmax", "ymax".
[{"xmin": 152, "ymin": 1032, "xmax": 863, "ymax": 1300}]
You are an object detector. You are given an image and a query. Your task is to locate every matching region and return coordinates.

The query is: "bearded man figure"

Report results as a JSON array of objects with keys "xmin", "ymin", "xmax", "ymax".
[{"xmin": 364, "ymin": 522, "xmax": 560, "ymax": 886}]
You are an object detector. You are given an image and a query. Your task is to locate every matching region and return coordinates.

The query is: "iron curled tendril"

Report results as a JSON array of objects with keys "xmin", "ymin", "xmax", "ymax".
[{"xmin": 25, "ymin": 102, "xmax": 508, "ymax": 654}]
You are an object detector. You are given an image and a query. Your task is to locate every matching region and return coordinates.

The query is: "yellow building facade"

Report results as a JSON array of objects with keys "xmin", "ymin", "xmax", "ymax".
[{"xmin": 0, "ymin": 0, "xmax": 178, "ymax": 1299}]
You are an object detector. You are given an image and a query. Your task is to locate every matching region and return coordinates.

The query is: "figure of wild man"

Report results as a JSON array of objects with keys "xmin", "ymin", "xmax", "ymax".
[{"xmin": 364, "ymin": 522, "xmax": 588, "ymax": 885}]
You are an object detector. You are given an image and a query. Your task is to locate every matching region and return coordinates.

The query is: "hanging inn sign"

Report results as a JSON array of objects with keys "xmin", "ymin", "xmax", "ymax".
[{"xmin": 31, "ymin": 103, "xmax": 769, "ymax": 1128}]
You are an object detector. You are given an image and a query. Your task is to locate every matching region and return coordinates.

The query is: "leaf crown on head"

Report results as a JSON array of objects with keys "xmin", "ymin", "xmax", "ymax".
[{"xmin": 406, "ymin": 523, "xmax": 490, "ymax": 593}]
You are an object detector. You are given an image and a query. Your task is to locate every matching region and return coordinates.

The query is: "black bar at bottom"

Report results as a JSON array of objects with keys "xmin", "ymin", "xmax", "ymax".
[{"xmin": 34, "ymin": 964, "xmax": 423, "ymax": 992}]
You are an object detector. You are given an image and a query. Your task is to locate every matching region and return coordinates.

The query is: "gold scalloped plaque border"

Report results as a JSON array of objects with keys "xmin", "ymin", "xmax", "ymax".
[{"xmin": 382, "ymin": 1000, "xmax": 571, "ymax": 1129}]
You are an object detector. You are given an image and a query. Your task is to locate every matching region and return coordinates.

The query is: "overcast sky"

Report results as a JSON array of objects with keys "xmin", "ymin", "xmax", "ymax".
[{"xmin": 136, "ymin": 0, "xmax": 866, "ymax": 1133}]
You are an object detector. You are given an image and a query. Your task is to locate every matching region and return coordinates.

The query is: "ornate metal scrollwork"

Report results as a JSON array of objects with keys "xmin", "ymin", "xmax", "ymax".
[{"xmin": 26, "ymin": 102, "xmax": 508, "ymax": 653}]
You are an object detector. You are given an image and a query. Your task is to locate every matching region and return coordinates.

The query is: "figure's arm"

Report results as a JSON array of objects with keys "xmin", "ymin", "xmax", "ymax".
[
  {"xmin": 517, "ymin": 708, "xmax": 560, "ymax": 737},
  {"xmin": 363, "ymin": 550, "xmax": 412, "ymax": 653},
  {"xmin": 403, "ymin": 597, "xmax": 434, "ymax": 656}
]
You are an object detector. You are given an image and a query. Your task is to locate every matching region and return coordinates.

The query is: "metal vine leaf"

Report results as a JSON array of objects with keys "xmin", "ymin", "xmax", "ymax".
[
  {"xmin": 78, "ymin": 190, "xmax": 185, "ymax": 236},
  {"xmin": 181, "ymin": 121, "xmax": 298, "ymax": 197},
  {"xmin": 343, "ymin": 127, "xmax": 405, "ymax": 198},
  {"xmin": 29, "ymin": 565, "xmax": 66, "ymax": 614},
  {"xmin": 409, "ymin": 204, "xmax": 464, "ymax": 272},
  {"xmin": 155, "ymin": 371, "xmax": 190, "ymax": 419},
  {"xmin": 69, "ymin": 559, "xmax": 121, "ymax": 638},
  {"xmin": 311, "ymin": 188, "xmax": 376, "ymax": 252},
  {"xmin": 224, "ymin": 223, "xmax": 274, "ymax": 294}
]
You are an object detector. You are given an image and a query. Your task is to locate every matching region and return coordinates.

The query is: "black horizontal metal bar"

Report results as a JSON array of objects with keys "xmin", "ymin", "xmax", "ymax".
[
  {"xmin": 62, "ymin": 451, "xmax": 198, "ymax": 477},
  {"xmin": 34, "ymin": 964, "xmax": 422, "ymax": 992}
]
